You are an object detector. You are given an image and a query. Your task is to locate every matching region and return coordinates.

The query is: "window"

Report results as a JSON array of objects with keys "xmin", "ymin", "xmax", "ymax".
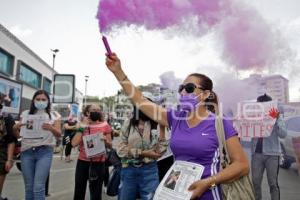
[
  {"xmin": 0, "ymin": 48, "xmax": 14, "ymax": 76},
  {"xmin": 18, "ymin": 62, "xmax": 41, "ymax": 89},
  {"xmin": 43, "ymin": 77, "xmax": 52, "ymax": 94}
]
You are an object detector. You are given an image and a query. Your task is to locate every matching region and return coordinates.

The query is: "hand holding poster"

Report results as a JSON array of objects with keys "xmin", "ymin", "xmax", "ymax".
[
  {"xmin": 153, "ymin": 160, "xmax": 204, "ymax": 200},
  {"xmin": 234, "ymin": 100, "xmax": 278, "ymax": 138},
  {"xmin": 83, "ymin": 133, "xmax": 106, "ymax": 158},
  {"xmin": 20, "ymin": 114, "xmax": 52, "ymax": 140}
]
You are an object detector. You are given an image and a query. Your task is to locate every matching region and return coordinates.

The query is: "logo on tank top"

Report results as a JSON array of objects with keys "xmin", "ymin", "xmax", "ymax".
[{"xmin": 201, "ymin": 132, "xmax": 209, "ymax": 136}]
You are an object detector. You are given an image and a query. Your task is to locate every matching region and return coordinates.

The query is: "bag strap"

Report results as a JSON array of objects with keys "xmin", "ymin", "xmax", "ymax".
[{"xmin": 215, "ymin": 116, "xmax": 230, "ymax": 169}]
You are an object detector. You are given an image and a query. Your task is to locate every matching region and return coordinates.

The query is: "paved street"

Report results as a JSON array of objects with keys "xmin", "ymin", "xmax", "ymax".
[{"xmin": 2, "ymin": 147, "xmax": 300, "ymax": 200}]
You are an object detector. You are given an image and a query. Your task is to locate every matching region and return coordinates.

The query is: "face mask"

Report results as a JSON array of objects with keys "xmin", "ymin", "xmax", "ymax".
[
  {"xmin": 89, "ymin": 112, "xmax": 101, "ymax": 121},
  {"xmin": 34, "ymin": 101, "xmax": 48, "ymax": 110},
  {"xmin": 179, "ymin": 94, "xmax": 200, "ymax": 112}
]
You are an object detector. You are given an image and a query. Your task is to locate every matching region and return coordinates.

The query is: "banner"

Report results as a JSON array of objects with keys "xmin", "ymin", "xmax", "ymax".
[{"xmin": 234, "ymin": 101, "xmax": 278, "ymax": 138}]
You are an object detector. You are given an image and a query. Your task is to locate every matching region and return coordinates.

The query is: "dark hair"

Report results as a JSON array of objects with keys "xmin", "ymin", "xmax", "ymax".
[
  {"xmin": 188, "ymin": 73, "xmax": 219, "ymax": 114},
  {"xmin": 83, "ymin": 104, "xmax": 104, "ymax": 122},
  {"xmin": 29, "ymin": 90, "xmax": 51, "ymax": 119},
  {"xmin": 126, "ymin": 100, "xmax": 158, "ymax": 140},
  {"xmin": 257, "ymin": 94, "xmax": 272, "ymax": 102},
  {"xmin": 83, "ymin": 105, "xmax": 91, "ymax": 117}
]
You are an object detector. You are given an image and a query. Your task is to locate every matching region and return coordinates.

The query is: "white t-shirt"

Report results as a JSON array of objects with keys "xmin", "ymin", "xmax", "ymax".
[{"xmin": 20, "ymin": 110, "xmax": 60, "ymax": 152}]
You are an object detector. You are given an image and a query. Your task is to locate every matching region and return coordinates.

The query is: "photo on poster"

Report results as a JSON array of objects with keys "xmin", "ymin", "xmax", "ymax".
[{"xmin": 163, "ymin": 170, "xmax": 181, "ymax": 190}]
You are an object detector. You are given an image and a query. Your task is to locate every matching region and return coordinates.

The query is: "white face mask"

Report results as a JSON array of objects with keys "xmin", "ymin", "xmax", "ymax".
[{"xmin": 34, "ymin": 101, "xmax": 48, "ymax": 110}]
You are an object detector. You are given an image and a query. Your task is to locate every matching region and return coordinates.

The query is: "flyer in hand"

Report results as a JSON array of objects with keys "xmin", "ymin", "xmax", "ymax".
[
  {"xmin": 153, "ymin": 160, "xmax": 204, "ymax": 200},
  {"xmin": 83, "ymin": 133, "xmax": 106, "ymax": 158}
]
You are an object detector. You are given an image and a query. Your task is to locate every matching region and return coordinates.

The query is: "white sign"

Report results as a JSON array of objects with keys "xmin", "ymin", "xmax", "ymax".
[
  {"xmin": 153, "ymin": 161, "xmax": 204, "ymax": 200},
  {"xmin": 234, "ymin": 101, "xmax": 278, "ymax": 138},
  {"xmin": 83, "ymin": 133, "xmax": 106, "ymax": 158},
  {"xmin": 20, "ymin": 114, "xmax": 52, "ymax": 140}
]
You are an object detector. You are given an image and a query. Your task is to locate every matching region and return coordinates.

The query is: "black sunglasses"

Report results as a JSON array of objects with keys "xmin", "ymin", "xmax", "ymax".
[{"xmin": 178, "ymin": 83, "xmax": 204, "ymax": 93}]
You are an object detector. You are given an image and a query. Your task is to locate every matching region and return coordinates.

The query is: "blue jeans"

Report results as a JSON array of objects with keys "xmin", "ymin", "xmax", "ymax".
[
  {"xmin": 119, "ymin": 162, "xmax": 159, "ymax": 200},
  {"xmin": 21, "ymin": 146, "xmax": 53, "ymax": 200}
]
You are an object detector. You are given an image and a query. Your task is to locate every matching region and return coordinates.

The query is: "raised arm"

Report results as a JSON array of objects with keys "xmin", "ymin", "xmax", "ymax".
[{"xmin": 105, "ymin": 53, "xmax": 168, "ymax": 127}]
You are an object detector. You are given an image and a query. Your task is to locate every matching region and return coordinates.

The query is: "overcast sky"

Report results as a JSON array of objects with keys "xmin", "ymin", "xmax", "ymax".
[{"xmin": 0, "ymin": 0, "xmax": 300, "ymax": 101}]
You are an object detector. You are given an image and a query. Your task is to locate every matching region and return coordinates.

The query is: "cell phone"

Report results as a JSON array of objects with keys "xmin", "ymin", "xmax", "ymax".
[{"xmin": 102, "ymin": 36, "xmax": 112, "ymax": 56}]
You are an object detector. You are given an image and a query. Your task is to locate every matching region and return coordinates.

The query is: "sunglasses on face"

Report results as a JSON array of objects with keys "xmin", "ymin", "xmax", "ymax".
[{"xmin": 178, "ymin": 83, "xmax": 204, "ymax": 93}]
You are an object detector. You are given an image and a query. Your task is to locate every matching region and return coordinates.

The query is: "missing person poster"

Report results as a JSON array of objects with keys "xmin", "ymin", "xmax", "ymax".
[
  {"xmin": 20, "ymin": 114, "xmax": 52, "ymax": 140},
  {"xmin": 153, "ymin": 161, "xmax": 204, "ymax": 200},
  {"xmin": 82, "ymin": 133, "xmax": 106, "ymax": 158}
]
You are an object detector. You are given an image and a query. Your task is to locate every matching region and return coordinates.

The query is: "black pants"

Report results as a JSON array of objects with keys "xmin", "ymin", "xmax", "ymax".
[
  {"xmin": 63, "ymin": 133, "xmax": 74, "ymax": 157},
  {"xmin": 74, "ymin": 160, "xmax": 105, "ymax": 200},
  {"xmin": 65, "ymin": 143, "xmax": 72, "ymax": 157}
]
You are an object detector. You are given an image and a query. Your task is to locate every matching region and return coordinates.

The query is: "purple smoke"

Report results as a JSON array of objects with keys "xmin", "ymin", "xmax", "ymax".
[{"xmin": 97, "ymin": 0, "xmax": 292, "ymax": 71}]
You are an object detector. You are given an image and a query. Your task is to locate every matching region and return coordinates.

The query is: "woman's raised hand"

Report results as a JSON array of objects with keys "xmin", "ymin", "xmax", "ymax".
[{"xmin": 105, "ymin": 53, "xmax": 122, "ymax": 74}]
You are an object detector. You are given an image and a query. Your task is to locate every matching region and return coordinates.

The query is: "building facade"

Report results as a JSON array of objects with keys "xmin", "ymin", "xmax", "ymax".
[
  {"xmin": 245, "ymin": 74, "xmax": 289, "ymax": 104},
  {"xmin": 0, "ymin": 23, "xmax": 82, "ymax": 117}
]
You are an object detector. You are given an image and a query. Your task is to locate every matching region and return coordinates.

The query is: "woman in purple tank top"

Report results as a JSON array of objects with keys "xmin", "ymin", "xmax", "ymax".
[{"xmin": 105, "ymin": 53, "xmax": 249, "ymax": 200}]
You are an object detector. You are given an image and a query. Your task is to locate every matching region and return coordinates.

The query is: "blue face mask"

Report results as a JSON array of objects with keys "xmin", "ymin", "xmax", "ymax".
[
  {"xmin": 34, "ymin": 101, "xmax": 48, "ymax": 110},
  {"xmin": 179, "ymin": 94, "xmax": 200, "ymax": 112}
]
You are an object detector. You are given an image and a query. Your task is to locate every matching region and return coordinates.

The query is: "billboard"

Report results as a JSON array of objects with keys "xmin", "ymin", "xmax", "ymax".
[
  {"xmin": 53, "ymin": 74, "xmax": 75, "ymax": 103},
  {"xmin": 0, "ymin": 76, "xmax": 23, "ymax": 114}
]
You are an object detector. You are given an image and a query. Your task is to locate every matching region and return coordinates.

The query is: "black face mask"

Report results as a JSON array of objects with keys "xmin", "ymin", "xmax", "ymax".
[{"xmin": 89, "ymin": 112, "xmax": 101, "ymax": 121}]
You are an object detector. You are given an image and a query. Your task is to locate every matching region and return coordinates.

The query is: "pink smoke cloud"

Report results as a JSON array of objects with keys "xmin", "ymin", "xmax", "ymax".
[
  {"xmin": 97, "ymin": 0, "xmax": 224, "ymax": 33},
  {"xmin": 97, "ymin": 0, "xmax": 293, "ymax": 72}
]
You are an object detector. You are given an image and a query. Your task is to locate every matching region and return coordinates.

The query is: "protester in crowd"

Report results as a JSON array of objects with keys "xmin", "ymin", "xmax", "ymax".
[
  {"xmin": 251, "ymin": 94, "xmax": 287, "ymax": 200},
  {"xmin": 0, "ymin": 97, "xmax": 16, "ymax": 200},
  {"xmin": 105, "ymin": 53, "xmax": 249, "ymax": 200},
  {"xmin": 13, "ymin": 90, "xmax": 61, "ymax": 200},
  {"xmin": 117, "ymin": 102, "xmax": 167, "ymax": 200},
  {"xmin": 71, "ymin": 104, "xmax": 112, "ymax": 200},
  {"xmin": 63, "ymin": 116, "xmax": 77, "ymax": 162}
]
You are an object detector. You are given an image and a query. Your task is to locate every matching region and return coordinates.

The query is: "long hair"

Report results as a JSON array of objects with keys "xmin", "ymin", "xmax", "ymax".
[
  {"xmin": 188, "ymin": 73, "xmax": 219, "ymax": 114},
  {"xmin": 126, "ymin": 101, "xmax": 157, "ymax": 141},
  {"xmin": 29, "ymin": 90, "xmax": 51, "ymax": 119}
]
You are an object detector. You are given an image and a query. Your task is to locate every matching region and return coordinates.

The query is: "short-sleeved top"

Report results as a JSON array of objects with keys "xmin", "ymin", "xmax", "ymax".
[
  {"xmin": 78, "ymin": 121, "xmax": 112, "ymax": 162},
  {"xmin": 0, "ymin": 114, "xmax": 16, "ymax": 148},
  {"xmin": 20, "ymin": 110, "xmax": 59, "ymax": 152},
  {"xmin": 167, "ymin": 109, "xmax": 237, "ymax": 200}
]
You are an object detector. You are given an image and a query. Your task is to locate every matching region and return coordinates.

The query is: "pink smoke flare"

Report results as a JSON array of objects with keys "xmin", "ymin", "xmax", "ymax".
[{"xmin": 97, "ymin": 0, "xmax": 292, "ymax": 71}]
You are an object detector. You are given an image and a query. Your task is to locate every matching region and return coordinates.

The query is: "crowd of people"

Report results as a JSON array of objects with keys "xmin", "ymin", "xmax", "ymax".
[{"xmin": 0, "ymin": 51, "xmax": 288, "ymax": 200}]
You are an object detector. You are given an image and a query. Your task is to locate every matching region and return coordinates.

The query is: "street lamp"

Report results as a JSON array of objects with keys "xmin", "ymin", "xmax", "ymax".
[
  {"xmin": 84, "ymin": 75, "xmax": 89, "ymax": 107},
  {"xmin": 50, "ymin": 49, "xmax": 59, "ymax": 93}
]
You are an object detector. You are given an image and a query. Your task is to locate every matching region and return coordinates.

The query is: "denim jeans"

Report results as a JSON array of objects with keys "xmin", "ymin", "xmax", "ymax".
[
  {"xmin": 21, "ymin": 146, "xmax": 53, "ymax": 200},
  {"xmin": 251, "ymin": 153, "xmax": 280, "ymax": 200},
  {"xmin": 119, "ymin": 162, "xmax": 159, "ymax": 200}
]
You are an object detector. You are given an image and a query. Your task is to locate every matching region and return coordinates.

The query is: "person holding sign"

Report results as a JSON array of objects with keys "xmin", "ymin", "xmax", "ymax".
[
  {"xmin": 105, "ymin": 53, "xmax": 249, "ymax": 200},
  {"xmin": 251, "ymin": 94, "xmax": 287, "ymax": 200},
  {"xmin": 71, "ymin": 104, "xmax": 112, "ymax": 200},
  {"xmin": 13, "ymin": 90, "xmax": 61, "ymax": 200}
]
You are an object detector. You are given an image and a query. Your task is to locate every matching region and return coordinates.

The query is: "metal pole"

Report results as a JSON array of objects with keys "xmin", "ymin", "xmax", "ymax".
[
  {"xmin": 84, "ymin": 76, "xmax": 89, "ymax": 107},
  {"xmin": 50, "ymin": 49, "xmax": 59, "ymax": 93}
]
